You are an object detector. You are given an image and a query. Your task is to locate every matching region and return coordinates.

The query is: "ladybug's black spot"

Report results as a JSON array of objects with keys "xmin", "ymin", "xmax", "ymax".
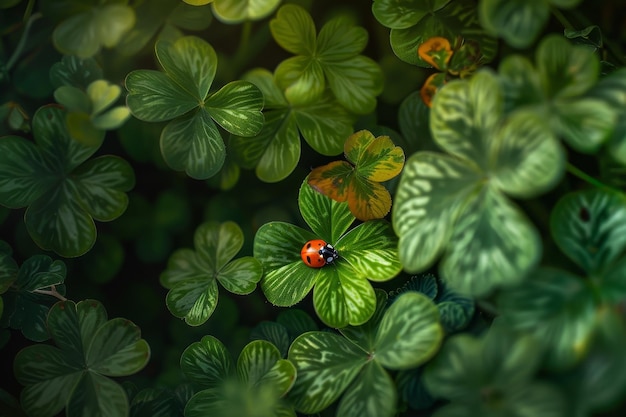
[
  {"xmin": 307, "ymin": 243, "xmax": 312, "ymax": 249},
  {"xmin": 306, "ymin": 255, "xmax": 311, "ymax": 264},
  {"xmin": 579, "ymin": 207, "xmax": 590, "ymax": 222}
]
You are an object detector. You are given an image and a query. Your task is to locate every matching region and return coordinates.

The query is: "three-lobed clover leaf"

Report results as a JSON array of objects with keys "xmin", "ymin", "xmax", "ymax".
[
  {"xmin": 230, "ymin": 68, "xmax": 355, "ymax": 182},
  {"xmin": 479, "ymin": 0, "xmax": 582, "ymax": 49},
  {"xmin": 0, "ymin": 250, "xmax": 66, "ymax": 342},
  {"xmin": 423, "ymin": 322, "xmax": 565, "ymax": 417},
  {"xmin": 254, "ymin": 177, "xmax": 402, "ymax": 328},
  {"xmin": 498, "ymin": 34, "xmax": 617, "ymax": 154},
  {"xmin": 210, "ymin": 0, "xmax": 281, "ymax": 23},
  {"xmin": 160, "ymin": 221, "xmax": 263, "ymax": 326},
  {"xmin": 14, "ymin": 299, "xmax": 150, "ymax": 417},
  {"xmin": 308, "ymin": 130, "xmax": 405, "ymax": 221},
  {"xmin": 393, "ymin": 69, "xmax": 565, "ymax": 297},
  {"xmin": 287, "ymin": 291, "xmax": 443, "ymax": 417},
  {"xmin": 498, "ymin": 188, "xmax": 626, "ymax": 370},
  {"xmin": 125, "ymin": 36, "xmax": 264, "ymax": 180},
  {"xmin": 181, "ymin": 336, "xmax": 297, "ymax": 417},
  {"xmin": 250, "ymin": 308, "xmax": 319, "ymax": 358},
  {"xmin": 0, "ymin": 106, "xmax": 135, "ymax": 257},
  {"xmin": 372, "ymin": 0, "xmax": 496, "ymax": 67},
  {"xmin": 270, "ymin": 4, "xmax": 383, "ymax": 114},
  {"xmin": 40, "ymin": 0, "xmax": 136, "ymax": 58}
]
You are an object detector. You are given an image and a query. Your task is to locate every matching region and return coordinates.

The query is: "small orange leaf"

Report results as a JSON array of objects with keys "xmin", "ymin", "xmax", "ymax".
[
  {"xmin": 420, "ymin": 72, "xmax": 447, "ymax": 108},
  {"xmin": 418, "ymin": 37, "xmax": 453, "ymax": 70},
  {"xmin": 308, "ymin": 160, "xmax": 353, "ymax": 202}
]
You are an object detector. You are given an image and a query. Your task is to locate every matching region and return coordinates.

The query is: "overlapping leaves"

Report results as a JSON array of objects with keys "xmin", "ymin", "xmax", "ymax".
[
  {"xmin": 0, "ymin": 248, "xmax": 66, "ymax": 342},
  {"xmin": 479, "ymin": 0, "xmax": 583, "ymax": 49},
  {"xmin": 126, "ymin": 36, "xmax": 264, "ymax": 179},
  {"xmin": 230, "ymin": 68, "xmax": 354, "ymax": 182},
  {"xmin": 14, "ymin": 299, "xmax": 150, "ymax": 417},
  {"xmin": 181, "ymin": 336, "xmax": 296, "ymax": 417},
  {"xmin": 287, "ymin": 291, "xmax": 443, "ymax": 417},
  {"xmin": 393, "ymin": 69, "xmax": 565, "ymax": 296},
  {"xmin": 498, "ymin": 189, "xmax": 626, "ymax": 370},
  {"xmin": 498, "ymin": 35, "xmax": 617, "ymax": 154},
  {"xmin": 40, "ymin": 0, "xmax": 136, "ymax": 58},
  {"xmin": 160, "ymin": 221, "xmax": 262, "ymax": 326},
  {"xmin": 308, "ymin": 130, "xmax": 405, "ymax": 221},
  {"xmin": 423, "ymin": 322, "xmax": 565, "ymax": 417},
  {"xmin": 254, "ymin": 177, "xmax": 401, "ymax": 328},
  {"xmin": 372, "ymin": 0, "xmax": 496, "ymax": 67},
  {"xmin": 0, "ymin": 106, "xmax": 135, "ymax": 257},
  {"xmin": 270, "ymin": 4, "xmax": 383, "ymax": 114}
]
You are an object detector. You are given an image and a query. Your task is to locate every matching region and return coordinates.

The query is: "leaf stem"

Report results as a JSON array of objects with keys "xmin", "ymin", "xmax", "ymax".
[
  {"xmin": 5, "ymin": 12, "xmax": 42, "ymax": 73},
  {"xmin": 23, "ymin": 0, "xmax": 36, "ymax": 21},
  {"xmin": 550, "ymin": 6, "xmax": 574, "ymax": 30},
  {"xmin": 33, "ymin": 285, "xmax": 67, "ymax": 302},
  {"xmin": 566, "ymin": 163, "xmax": 622, "ymax": 194}
]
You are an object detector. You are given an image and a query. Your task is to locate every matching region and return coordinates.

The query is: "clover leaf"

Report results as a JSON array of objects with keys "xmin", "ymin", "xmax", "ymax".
[
  {"xmin": 479, "ymin": 0, "xmax": 582, "ymax": 49},
  {"xmin": 126, "ymin": 36, "xmax": 264, "ymax": 180},
  {"xmin": 0, "ymin": 106, "xmax": 135, "ymax": 257},
  {"xmin": 423, "ymin": 322, "xmax": 565, "ymax": 417},
  {"xmin": 40, "ymin": 0, "xmax": 136, "ymax": 58},
  {"xmin": 0, "ymin": 252, "xmax": 66, "ymax": 342},
  {"xmin": 393, "ymin": 69, "xmax": 565, "ymax": 297},
  {"xmin": 160, "ymin": 221, "xmax": 262, "ymax": 326},
  {"xmin": 210, "ymin": 0, "xmax": 281, "ymax": 23},
  {"xmin": 49, "ymin": 55, "xmax": 103, "ymax": 90},
  {"xmin": 307, "ymin": 130, "xmax": 405, "ymax": 221},
  {"xmin": 14, "ymin": 299, "xmax": 150, "ymax": 417},
  {"xmin": 498, "ymin": 189, "xmax": 626, "ymax": 370},
  {"xmin": 498, "ymin": 35, "xmax": 617, "ymax": 154},
  {"xmin": 254, "ymin": 177, "xmax": 401, "ymax": 328},
  {"xmin": 287, "ymin": 291, "xmax": 443, "ymax": 417},
  {"xmin": 270, "ymin": 4, "xmax": 383, "ymax": 114},
  {"xmin": 230, "ymin": 68, "xmax": 355, "ymax": 182},
  {"xmin": 181, "ymin": 336, "xmax": 296, "ymax": 417},
  {"xmin": 54, "ymin": 79, "xmax": 131, "ymax": 146},
  {"xmin": 251, "ymin": 309, "xmax": 319, "ymax": 358},
  {"xmin": 372, "ymin": 0, "xmax": 496, "ymax": 67}
]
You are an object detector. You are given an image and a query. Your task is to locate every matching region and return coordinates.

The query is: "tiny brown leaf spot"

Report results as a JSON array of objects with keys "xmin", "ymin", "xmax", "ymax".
[{"xmin": 579, "ymin": 207, "xmax": 590, "ymax": 222}]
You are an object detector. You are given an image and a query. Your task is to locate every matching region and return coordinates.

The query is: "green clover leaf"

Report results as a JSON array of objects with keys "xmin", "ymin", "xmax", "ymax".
[
  {"xmin": 0, "ymin": 106, "xmax": 135, "ymax": 257},
  {"xmin": 160, "ymin": 221, "xmax": 262, "ymax": 326},
  {"xmin": 40, "ymin": 0, "xmax": 136, "ymax": 58},
  {"xmin": 423, "ymin": 323, "xmax": 565, "ymax": 417},
  {"xmin": 287, "ymin": 291, "xmax": 443, "ymax": 417},
  {"xmin": 126, "ymin": 36, "xmax": 264, "ymax": 180},
  {"xmin": 270, "ymin": 4, "xmax": 383, "ymax": 114},
  {"xmin": 308, "ymin": 129, "xmax": 405, "ymax": 221},
  {"xmin": 211, "ymin": 0, "xmax": 282, "ymax": 23},
  {"xmin": 393, "ymin": 69, "xmax": 565, "ymax": 297},
  {"xmin": 479, "ymin": 0, "xmax": 582, "ymax": 49},
  {"xmin": 498, "ymin": 35, "xmax": 616, "ymax": 153},
  {"xmin": 230, "ymin": 68, "xmax": 355, "ymax": 182},
  {"xmin": 373, "ymin": 0, "xmax": 496, "ymax": 67},
  {"xmin": 49, "ymin": 55, "xmax": 103, "ymax": 90},
  {"xmin": 251, "ymin": 309, "xmax": 319, "ymax": 358},
  {"xmin": 498, "ymin": 189, "xmax": 626, "ymax": 370},
  {"xmin": 0, "ymin": 253, "xmax": 66, "ymax": 342},
  {"xmin": 254, "ymin": 177, "xmax": 401, "ymax": 328},
  {"xmin": 14, "ymin": 299, "xmax": 150, "ymax": 417},
  {"xmin": 181, "ymin": 336, "xmax": 296, "ymax": 417}
]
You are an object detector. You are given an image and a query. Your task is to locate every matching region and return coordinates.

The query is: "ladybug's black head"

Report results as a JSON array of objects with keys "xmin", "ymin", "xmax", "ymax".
[{"xmin": 319, "ymin": 244, "xmax": 339, "ymax": 264}]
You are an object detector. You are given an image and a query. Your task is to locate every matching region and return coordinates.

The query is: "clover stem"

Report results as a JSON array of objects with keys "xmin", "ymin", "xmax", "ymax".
[
  {"xmin": 550, "ymin": 6, "xmax": 574, "ymax": 31},
  {"xmin": 566, "ymin": 163, "xmax": 622, "ymax": 195},
  {"xmin": 5, "ymin": 12, "xmax": 42, "ymax": 73},
  {"xmin": 23, "ymin": 0, "xmax": 36, "ymax": 21},
  {"xmin": 33, "ymin": 285, "xmax": 67, "ymax": 302}
]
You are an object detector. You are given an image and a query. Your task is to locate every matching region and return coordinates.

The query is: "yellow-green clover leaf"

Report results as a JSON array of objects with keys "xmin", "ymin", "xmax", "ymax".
[
  {"xmin": 393, "ymin": 69, "xmax": 565, "ymax": 297},
  {"xmin": 14, "ymin": 299, "xmax": 150, "ymax": 417},
  {"xmin": 254, "ymin": 177, "xmax": 401, "ymax": 328},
  {"xmin": 126, "ymin": 36, "xmax": 264, "ymax": 180},
  {"xmin": 0, "ymin": 106, "xmax": 135, "ymax": 257},
  {"xmin": 160, "ymin": 221, "xmax": 262, "ymax": 326}
]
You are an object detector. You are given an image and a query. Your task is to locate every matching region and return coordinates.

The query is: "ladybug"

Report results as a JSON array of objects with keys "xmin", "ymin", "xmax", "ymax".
[{"xmin": 301, "ymin": 239, "xmax": 339, "ymax": 268}]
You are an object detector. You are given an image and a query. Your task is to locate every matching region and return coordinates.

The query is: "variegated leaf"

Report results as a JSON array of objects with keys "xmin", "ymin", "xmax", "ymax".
[
  {"xmin": 441, "ymin": 186, "xmax": 541, "ymax": 296},
  {"xmin": 313, "ymin": 266, "xmax": 376, "ymax": 328},
  {"xmin": 212, "ymin": 0, "xmax": 282, "ymax": 23},
  {"xmin": 337, "ymin": 220, "xmax": 401, "ymax": 282},
  {"xmin": 194, "ymin": 221, "xmax": 244, "ymax": 271},
  {"xmin": 324, "ymin": 55, "xmax": 383, "ymax": 115},
  {"xmin": 550, "ymin": 189, "xmax": 626, "ymax": 274},
  {"xmin": 275, "ymin": 56, "xmax": 326, "ymax": 106},
  {"xmin": 180, "ymin": 335, "xmax": 233, "ymax": 389},
  {"xmin": 237, "ymin": 340, "xmax": 282, "ymax": 388},
  {"xmin": 217, "ymin": 257, "xmax": 263, "ymax": 295},
  {"xmin": 298, "ymin": 179, "xmax": 354, "ymax": 243},
  {"xmin": 254, "ymin": 113, "xmax": 300, "ymax": 183},
  {"xmin": 270, "ymin": 4, "xmax": 317, "ymax": 55},
  {"xmin": 393, "ymin": 152, "xmax": 481, "ymax": 273},
  {"xmin": 258, "ymin": 358, "xmax": 297, "ymax": 398},
  {"xmin": 160, "ymin": 248, "xmax": 203, "ymax": 289},
  {"xmin": 349, "ymin": 132, "xmax": 405, "ymax": 182},
  {"xmin": 336, "ymin": 361, "xmax": 396, "ymax": 417},
  {"xmin": 204, "ymin": 80, "xmax": 264, "ymax": 137},
  {"xmin": 165, "ymin": 277, "xmax": 219, "ymax": 326},
  {"xmin": 288, "ymin": 331, "xmax": 367, "ymax": 413}
]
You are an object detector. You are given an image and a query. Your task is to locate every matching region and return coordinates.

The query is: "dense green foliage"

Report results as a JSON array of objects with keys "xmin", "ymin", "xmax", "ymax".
[{"xmin": 1, "ymin": 0, "xmax": 626, "ymax": 416}]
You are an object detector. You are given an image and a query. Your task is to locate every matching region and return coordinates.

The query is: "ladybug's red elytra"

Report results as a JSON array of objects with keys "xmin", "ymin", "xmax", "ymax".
[{"xmin": 300, "ymin": 239, "xmax": 339, "ymax": 268}]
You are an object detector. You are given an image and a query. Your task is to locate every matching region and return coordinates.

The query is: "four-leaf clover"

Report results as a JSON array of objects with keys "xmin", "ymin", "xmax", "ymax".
[{"xmin": 125, "ymin": 35, "xmax": 264, "ymax": 180}]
